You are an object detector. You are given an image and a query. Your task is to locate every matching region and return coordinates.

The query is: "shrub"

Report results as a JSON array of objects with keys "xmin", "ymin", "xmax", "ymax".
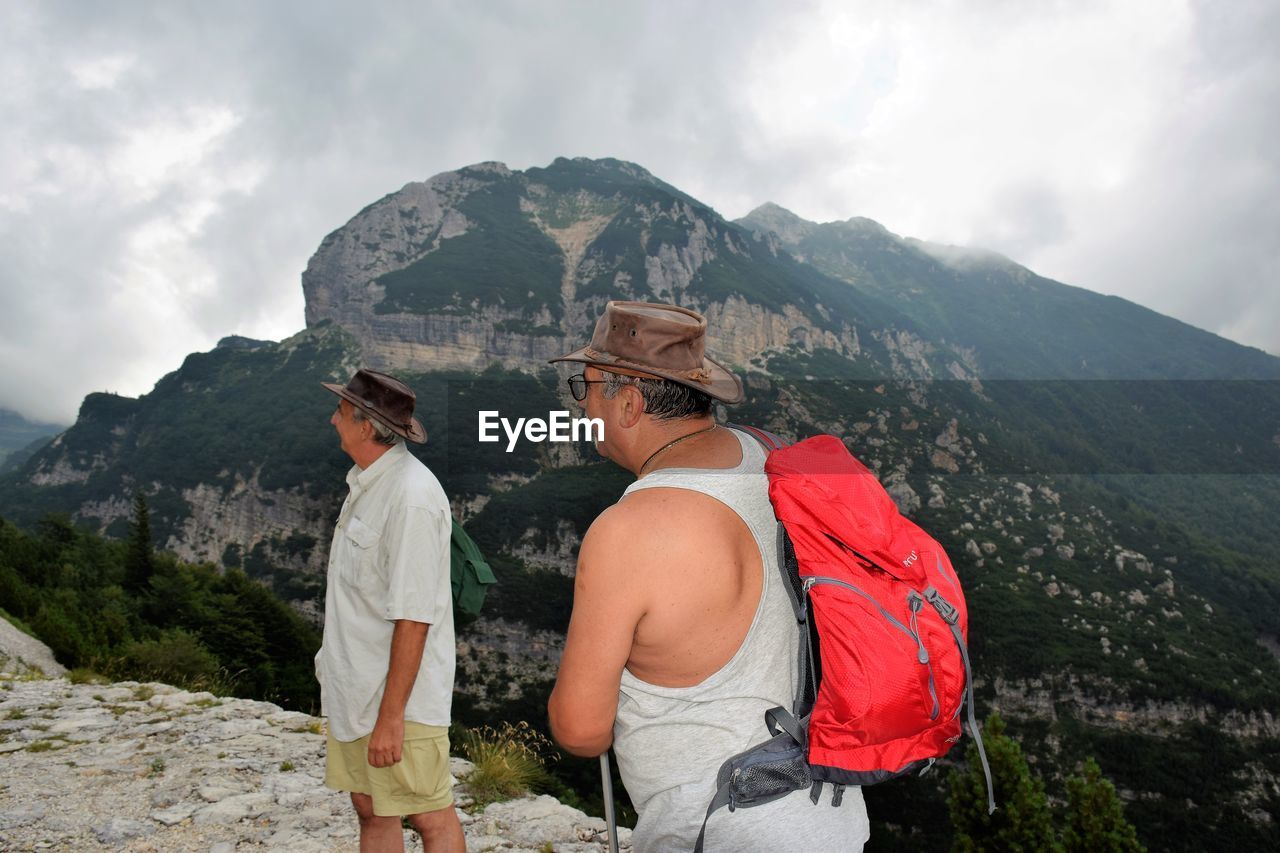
[
  {"xmin": 460, "ymin": 721, "xmax": 553, "ymax": 807},
  {"xmin": 68, "ymin": 667, "xmax": 106, "ymax": 685},
  {"xmin": 118, "ymin": 630, "xmax": 220, "ymax": 689},
  {"xmin": 30, "ymin": 603, "xmax": 87, "ymax": 666}
]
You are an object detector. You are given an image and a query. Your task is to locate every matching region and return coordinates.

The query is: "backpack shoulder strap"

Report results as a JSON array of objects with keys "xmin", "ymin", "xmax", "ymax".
[
  {"xmin": 693, "ymin": 781, "xmax": 734, "ymax": 853},
  {"xmin": 726, "ymin": 422, "xmax": 788, "ymax": 452},
  {"xmin": 725, "ymin": 425, "xmax": 814, "ymax": 716}
]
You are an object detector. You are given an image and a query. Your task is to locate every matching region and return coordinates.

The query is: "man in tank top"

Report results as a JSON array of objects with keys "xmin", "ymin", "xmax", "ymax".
[{"xmin": 547, "ymin": 301, "xmax": 869, "ymax": 852}]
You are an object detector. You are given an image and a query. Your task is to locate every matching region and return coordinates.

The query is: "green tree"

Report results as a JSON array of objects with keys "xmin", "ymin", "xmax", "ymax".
[
  {"xmin": 948, "ymin": 712, "xmax": 1058, "ymax": 852},
  {"xmin": 30, "ymin": 599, "xmax": 87, "ymax": 665},
  {"xmin": 1062, "ymin": 757, "xmax": 1145, "ymax": 852},
  {"xmin": 124, "ymin": 492, "xmax": 154, "ymax": 595}
]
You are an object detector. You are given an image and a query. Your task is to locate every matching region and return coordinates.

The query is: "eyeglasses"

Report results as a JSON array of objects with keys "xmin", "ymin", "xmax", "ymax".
[{"xmin": 567, "ymin": 373, "xmax": 608, "ymax": 402}]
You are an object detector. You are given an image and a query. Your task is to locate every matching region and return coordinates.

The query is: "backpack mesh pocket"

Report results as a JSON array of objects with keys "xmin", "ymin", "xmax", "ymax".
[{"xmin": 717, "ymin": 731, "xmax": 812, "ymax": 810}]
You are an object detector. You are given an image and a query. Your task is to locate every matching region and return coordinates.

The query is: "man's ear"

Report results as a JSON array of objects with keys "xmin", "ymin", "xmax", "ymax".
[{"xmin": 617, "ymin": 384, "xmax": 645, "ymax": 430}]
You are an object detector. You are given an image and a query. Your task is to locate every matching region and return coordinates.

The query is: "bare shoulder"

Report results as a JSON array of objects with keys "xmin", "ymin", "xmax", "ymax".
[
  {"xmin": 578, "ymin": 501, "xmax": 639, "ymax": 564},
  {"xmin": 574, "ymin": 502, "xmax": 651, "ymax": 592},
  {"xmin": 579, "ymin": 498, "xmax": 690, "ymax": 579},
  {"xmin": 596, "ymin": 487, "xmax": 742, "ymax": 572},
  {"xmin": 602, "ymin": 487, "xmax": 724, "ymax": 535}
]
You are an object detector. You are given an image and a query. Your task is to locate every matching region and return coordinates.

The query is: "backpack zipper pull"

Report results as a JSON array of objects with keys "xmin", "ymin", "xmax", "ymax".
[
  {"xmin": 801, "ymin": 576, "xmax": 817, "ymax": 621},
  {"xmin": 907, "ymin": 591, "xmax": 929, "ymax": 664}
]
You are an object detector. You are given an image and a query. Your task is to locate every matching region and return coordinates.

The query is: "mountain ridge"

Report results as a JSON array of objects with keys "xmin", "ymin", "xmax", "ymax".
[{"xmin": 736, "ymin": 201, "xmax": 1280, "ymax": 379}]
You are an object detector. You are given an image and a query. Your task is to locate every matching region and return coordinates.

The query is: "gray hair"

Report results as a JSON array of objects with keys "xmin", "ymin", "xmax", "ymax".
[
  {"xmin": 351, "ymin": 408, "xmax": 403, "ymax": 447},
  {"xmin": 601, "ymin": 372, "xmax": 713, "ymax": 420}
]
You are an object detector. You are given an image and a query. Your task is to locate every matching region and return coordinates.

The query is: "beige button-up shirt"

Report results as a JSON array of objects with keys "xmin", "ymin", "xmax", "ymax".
[{"xmin": 315, "ymin": 443, "xmax": 454, "ymax": 742}]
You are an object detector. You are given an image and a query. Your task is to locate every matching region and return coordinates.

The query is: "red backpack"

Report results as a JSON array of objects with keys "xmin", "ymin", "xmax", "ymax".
[{"xmin": 695, "ymin": 427, "xmax": 993, "ymax": 851}]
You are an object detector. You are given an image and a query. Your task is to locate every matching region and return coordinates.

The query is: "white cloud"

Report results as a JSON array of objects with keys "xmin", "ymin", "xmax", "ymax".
[
  {"xmin": 109, "ymin": 106, "xmax": 242, "ymax": 203},
  {"xmin": 743, "ymin": 0, "xmax": 1192, "ymax": 234},
  {"xmin": 67, "ymin": 53, "xmax": 136, "ymax": 91}
]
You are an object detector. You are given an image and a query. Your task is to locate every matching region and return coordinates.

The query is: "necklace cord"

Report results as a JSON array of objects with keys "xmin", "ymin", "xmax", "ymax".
[{"xmin": 638, "ymin": 424, "xmax": 718, "ymax": 475}]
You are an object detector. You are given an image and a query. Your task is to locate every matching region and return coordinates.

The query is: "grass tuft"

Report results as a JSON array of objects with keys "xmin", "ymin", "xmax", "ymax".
[
  {"xmin": 68, "ymin": 668, "xmax": 107, "ymax": 685},
  {"xmin": 459, "ymin": 721, "xmax": 553, "ymax": 808}
]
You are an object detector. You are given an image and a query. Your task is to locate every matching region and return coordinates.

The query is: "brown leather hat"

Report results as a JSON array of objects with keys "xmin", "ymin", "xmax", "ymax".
[
  {"xmin": 322, "ymin": 368, "xmax": 427, "ymax": 443},
  {"xmin": 551, "ymin": 301, "xmax": 744, "ymax": 404}
]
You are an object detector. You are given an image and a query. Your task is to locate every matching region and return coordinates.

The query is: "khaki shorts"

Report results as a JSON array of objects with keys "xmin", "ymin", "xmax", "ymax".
[{"xmin": 325, "ymin": 722, "xmax": 454, "ymax": 816}]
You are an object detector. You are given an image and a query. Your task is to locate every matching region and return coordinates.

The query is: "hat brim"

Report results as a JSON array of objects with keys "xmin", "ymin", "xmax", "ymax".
[
  {"xmin": 322, "ymin": 382, "xmax": 427, "ymax": 443},
  {"xmin": 550, "ymin": 346, "xmax": 745, "ymax": 404}
]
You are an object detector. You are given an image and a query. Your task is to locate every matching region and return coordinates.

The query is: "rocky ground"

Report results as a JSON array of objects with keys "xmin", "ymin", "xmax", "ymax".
[
  {"xmin": 0, "ymin": 621, "xmax": 65, "ymax": 681},
  {"xmin": 0, "ymin": 675, "xmax": 631, "ymax": 852}
]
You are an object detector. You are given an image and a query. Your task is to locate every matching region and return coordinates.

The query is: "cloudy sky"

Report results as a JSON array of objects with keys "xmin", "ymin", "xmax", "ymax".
[{"xmin": 2, "ymin": 0, "xmax": 1277, "ymax": 424}]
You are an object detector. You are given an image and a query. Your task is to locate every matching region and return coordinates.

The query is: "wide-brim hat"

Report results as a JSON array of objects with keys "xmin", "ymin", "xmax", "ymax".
[
  {"xmin": 322, "ymin": 368, "xmax": 427, "ymax": 443},
  {"xmin": 550, "ymin": 301, "xmax": 744, "ymax": 404}
]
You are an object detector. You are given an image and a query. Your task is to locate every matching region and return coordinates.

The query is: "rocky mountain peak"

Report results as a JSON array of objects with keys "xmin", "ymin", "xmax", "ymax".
[
  {"xmin": 838, "ymin": 215, "xmax": 893, "ymax": 237},
  {"xmin": 545, "ymin": 155, "xmax": 657, "ymax": 181},
  {"xmin": 215, "ymin": 336, "xmax": 275, "ymax": 351},
  {"xmin": 298, "ymin": 157, "xmax": 885, "ymax": 379},
  {"xmin": 737, "ymin": 204, "xmax": 896, "ymax": 246},
  {"xmin": 459, "ymin": 160, "xmax": 512, "ymax": 176},
  {"xmin": 737, "ymin": 201, "xmax": 815, "ymax": 243}
]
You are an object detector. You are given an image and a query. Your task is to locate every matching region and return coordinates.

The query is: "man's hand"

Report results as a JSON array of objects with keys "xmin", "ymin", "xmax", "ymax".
[
  {"xmin": 370, "ymin": 619, "xmax": 429, "ymax": 767},
  {"xmin": 367, "ymin": 714, "xmax": 405, "ymax": 767}
]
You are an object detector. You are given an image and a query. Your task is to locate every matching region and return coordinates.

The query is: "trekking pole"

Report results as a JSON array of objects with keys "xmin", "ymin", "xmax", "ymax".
[{"xmin": 600, "ymin": 751, "xmax": 619, "ymax": 853}]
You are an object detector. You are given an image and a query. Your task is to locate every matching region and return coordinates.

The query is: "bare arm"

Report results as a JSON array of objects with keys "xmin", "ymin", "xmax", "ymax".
[
  {"xmin": 368, "ymin": 619, "xmax": 430, "ymax": 767},
  {"xmin": 548, "ymin": 506, "xmax": 648, "ymax": 756}
]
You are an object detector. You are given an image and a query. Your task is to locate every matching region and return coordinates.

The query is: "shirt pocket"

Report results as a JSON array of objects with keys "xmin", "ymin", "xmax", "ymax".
[{"xmin": 339, "ymin": 514, "xmax": 382, "ymax": 589}]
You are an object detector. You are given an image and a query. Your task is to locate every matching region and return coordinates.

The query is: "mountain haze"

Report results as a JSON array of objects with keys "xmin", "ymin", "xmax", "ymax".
[
  {"xmin": 2, "ymin": 157, "xmax": 1278, "ymax": 849},
  {"xmin": 737, "ymin": 202, "xmax": 1280, "ymax": 380},
  {"xmin": 0, "ymin": 408, "xmax": 63, "ymax": 471}
]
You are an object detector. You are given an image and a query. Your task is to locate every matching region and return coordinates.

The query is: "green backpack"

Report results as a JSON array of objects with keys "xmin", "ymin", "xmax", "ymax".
[{"xmin": 450, "ymin": 520, "xmax": 497, "ymax": 618}]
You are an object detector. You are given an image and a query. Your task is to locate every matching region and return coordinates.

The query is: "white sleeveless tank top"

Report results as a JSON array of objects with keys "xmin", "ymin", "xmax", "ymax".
[{"xmin": 612, "ymin": 428, "xmax": 869, "ymax": 852}]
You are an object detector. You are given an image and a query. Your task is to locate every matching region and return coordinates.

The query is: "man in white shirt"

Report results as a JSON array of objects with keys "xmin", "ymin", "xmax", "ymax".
[{"xmin": 316, "ymin": 368, "xmax": 465, "ymax": 852}]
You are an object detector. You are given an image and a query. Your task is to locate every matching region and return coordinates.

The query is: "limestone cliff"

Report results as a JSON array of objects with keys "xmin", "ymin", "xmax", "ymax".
[{"xmin": 299, "ymin": 157, "xmax": 909, "ymax": 379}]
